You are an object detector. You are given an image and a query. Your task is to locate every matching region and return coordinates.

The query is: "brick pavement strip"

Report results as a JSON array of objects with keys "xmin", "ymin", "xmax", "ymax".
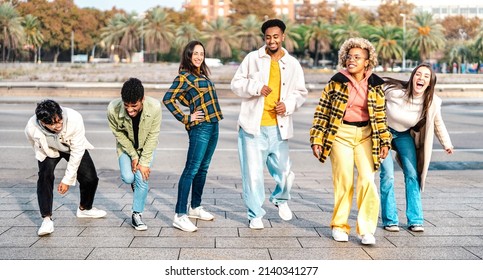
[{"xmin": 1, "ymin": 166, "xmax": 483, "ymax": 261}]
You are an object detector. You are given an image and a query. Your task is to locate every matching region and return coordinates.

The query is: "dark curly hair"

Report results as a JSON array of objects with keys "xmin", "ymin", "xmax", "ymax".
[
  {"xmin": 121, "ymin": 77, "xmax": 144, "ymax": 103},
  {"xmin": 261, "ymin": 18, "xmax": 286, "ymax": 34},
  {"xmin": 35, "ymin": 99, "xmax": 63, "ymax": 124}
]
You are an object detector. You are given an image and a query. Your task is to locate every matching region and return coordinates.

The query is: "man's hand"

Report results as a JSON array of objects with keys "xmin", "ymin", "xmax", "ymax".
[
  {"xmin": 57, "ymin": 182, "xmax": 70, "ymax": 195},
  {"xmin": 138, "ymin": 165, "xmax": 151, "ymax": 181},
  {"xmin": 260, "ymin": 85, "xmax": 272, "ymax": 97},
  {"xmin": 311, "ymin": 144, "xmax": 323, "ymax": 159},
  {"xmin": 131, "ymin": 158, "xmax": 139, "ymax": 173},
  {"xmin": 380, "ymin": 146, "xmax": 389, "ymax": 159},
  {"xmin": 275, "ymin": 102, "xmax": 286, "ymax": 115}
]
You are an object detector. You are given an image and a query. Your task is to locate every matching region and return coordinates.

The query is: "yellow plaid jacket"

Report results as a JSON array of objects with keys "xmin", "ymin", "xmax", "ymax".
[{"xmin": 309, "ymin": 72, "xmax": 392, "ymax": 170}]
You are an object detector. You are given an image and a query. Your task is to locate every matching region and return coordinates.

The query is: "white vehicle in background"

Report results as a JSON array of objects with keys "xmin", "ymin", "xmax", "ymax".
[{"xmin": 205, "ymin": 58, "xmax": 223, "ymax": 67}]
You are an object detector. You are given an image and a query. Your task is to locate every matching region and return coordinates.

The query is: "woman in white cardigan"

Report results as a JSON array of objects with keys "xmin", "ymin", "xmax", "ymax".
[{"xmin": 380, "ymin": 63, "xmax": 454, "ymax": 233}]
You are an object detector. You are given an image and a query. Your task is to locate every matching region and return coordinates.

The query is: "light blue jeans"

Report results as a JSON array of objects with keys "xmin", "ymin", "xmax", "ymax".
[
  {"xmin": 238, "ymin": 126, "xmax": 294, "ymax": 220},
  {"xmin": 119, "ymin": 152, "xmax": 154, "ymax": 213},
  {"xmin": 380, "ymin": 128, "xmax": 423, "ymax": 226}
]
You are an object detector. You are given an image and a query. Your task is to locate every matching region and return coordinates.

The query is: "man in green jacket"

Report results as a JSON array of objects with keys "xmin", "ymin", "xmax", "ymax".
[{"xmin": 107, "ymin": 77, "xmax": 161, "ymax": 230}]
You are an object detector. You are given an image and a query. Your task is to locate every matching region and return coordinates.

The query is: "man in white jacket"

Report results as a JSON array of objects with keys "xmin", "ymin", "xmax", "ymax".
[
  {"xmin": 25, "ymin": 99, "xmax": 106, "ymax": 236},
  {"xmin": 231, "ymin": 19, "xmax": 307, "ymax": 229}
]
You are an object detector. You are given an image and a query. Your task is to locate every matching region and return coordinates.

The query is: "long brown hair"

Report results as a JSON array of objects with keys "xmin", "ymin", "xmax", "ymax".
[
  {"xmin": 179, "ymin": 40, "xmax": 211, "ymax": 77},
  {"xmin": 384, "ymin": 62, "xmax": 436, "ymax": 119}
]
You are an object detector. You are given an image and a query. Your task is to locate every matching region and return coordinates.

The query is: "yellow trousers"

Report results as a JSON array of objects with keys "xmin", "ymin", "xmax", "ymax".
[{"xmin": 329, "ymin": 123, "xmax": 379, "ymax": 236}]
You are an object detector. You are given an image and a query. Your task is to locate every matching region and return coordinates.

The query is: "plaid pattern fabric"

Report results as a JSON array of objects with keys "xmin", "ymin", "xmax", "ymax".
[
  {"xmin": 163, "ymin": 71, "xmax": 223, "ymax": 130},
  {"xmin": 309, "ymin": 72, "xmax": 391, "ymax": 170}
]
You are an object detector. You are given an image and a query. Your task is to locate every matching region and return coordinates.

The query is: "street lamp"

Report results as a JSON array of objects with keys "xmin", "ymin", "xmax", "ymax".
[{"xmin": 400, "ymin": 13, "xmax": 406, "ymax": 72}]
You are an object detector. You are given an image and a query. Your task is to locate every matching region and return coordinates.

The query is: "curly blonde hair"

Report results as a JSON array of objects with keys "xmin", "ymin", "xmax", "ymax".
[{"xmin": 337, "ymin": 37, "xmax": 378, "ymax": 69}]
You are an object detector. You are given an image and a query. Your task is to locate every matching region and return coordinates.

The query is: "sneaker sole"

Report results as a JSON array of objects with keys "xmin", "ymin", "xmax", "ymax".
[
  {"xmin": 384, "ymin": 226, "xmax": 400, "ymax": 232},
  {"xmin": 172, "ymin": 223, "xmax": 197, "ymax": 232},
  {"xmin": 132, "ymin": 225, "xmax": 148, "ymax": 231},
  {"xmin": 188, "ymin": 215, "xmax": 214, "ymax": 221},
  {"xmin": 38, "ymin": 230, "xmax": 53, "ymax": 236}
]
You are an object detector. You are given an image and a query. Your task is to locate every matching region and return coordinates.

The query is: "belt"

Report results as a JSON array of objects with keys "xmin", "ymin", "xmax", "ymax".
[{"xmin": 343, "ymin": 120, "xmax": 369, "ymax": 127}]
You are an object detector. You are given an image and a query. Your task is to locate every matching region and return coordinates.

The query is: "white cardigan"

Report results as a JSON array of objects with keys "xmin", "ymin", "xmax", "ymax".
[
  {"xmin": 25, "ymin": 108, "xmax": 94, "ymax": 186},
  {"xmin": 230, "ymin": 45, "xmax": 307, "ymax": 139},
  {"xmin": 408, "ymin": 95, "xmax": 453, "ymax": 190}
]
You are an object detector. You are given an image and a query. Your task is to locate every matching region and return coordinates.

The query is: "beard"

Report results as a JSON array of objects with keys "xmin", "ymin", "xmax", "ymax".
[{"xmin": 267, "ymin": 47, "xmax": 279, "ymax": 54}]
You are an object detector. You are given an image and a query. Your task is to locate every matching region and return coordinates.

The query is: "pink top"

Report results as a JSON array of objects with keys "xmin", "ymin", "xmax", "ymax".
[{"xmin": 340, "ymin": 69, "xmax": 370, "ymax": 122}]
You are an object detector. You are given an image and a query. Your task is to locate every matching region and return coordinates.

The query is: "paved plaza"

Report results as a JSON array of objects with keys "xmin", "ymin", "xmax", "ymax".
[{"xmin": 0, "ymin": 95, "xmax": 483, "ymax": 262}]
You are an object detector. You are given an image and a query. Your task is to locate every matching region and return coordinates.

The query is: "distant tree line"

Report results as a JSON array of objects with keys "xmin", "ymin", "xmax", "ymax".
[{"xmin": 0, "ymin": 0, "xmax": 481, "ymax": 72}]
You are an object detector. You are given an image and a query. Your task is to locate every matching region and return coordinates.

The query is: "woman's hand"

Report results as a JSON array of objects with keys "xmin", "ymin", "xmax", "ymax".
[
  {"xmin": 190, "ymin": 110, "xmax": 205, "ymax": 122},
  {"xmin": 311, "ymin": 144, "xmax": 323, "ymax": 159},
  {"xmin": 445, "ymin": 147, "xmax": 454, "ymax": 154},
  {"xmin": 380, "ymin": 146, "xmax": 389, "ymax": 159}
]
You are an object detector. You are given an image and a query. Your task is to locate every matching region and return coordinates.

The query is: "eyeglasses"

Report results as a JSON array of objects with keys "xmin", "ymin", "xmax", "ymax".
[{"xmin": 344, "ymin": 54, "xmax": 367, "ymax": 61}]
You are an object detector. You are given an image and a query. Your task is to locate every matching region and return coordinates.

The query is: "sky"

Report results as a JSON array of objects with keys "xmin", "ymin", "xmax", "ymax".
[{"xmin": 74, "ymin": 0, "xmax": 184, "ymax": 14}]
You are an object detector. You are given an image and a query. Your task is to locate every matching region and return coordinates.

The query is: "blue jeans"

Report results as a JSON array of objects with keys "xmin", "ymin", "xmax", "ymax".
[
  {"xmin": 238, "ymin": 126, "xmax": 294, "ymax": 220},
  {"xmin": 119, "ymin": 152, "xmax": 154, "ymax": 213},
  {"xmin": 175, "ymin": 122, "xmax": 219, "ymax": 215},
  {"xmin": 380, "ymin": 128, "xmax": 423, "ymax": 226}
]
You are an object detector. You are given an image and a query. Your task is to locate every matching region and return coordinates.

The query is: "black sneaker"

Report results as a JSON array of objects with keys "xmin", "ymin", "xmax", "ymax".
[
  {"xmin": 131, "ymin": 212, "xmax": 147, "ymax": 231},
  {"xmin": 130, "ymin": 183, "xmax": 135, "ymax": 192}
]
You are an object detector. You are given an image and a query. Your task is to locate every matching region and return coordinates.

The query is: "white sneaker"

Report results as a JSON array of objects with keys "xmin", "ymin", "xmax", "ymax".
[
  {"xmin": 249, "ymin": 217, "xmax": 264, "ymax": 229},
  {"xmin": 332, "ymin": 228, "xmax": 349, "ymax": 242},
  {"xmin": 276, "ymin": 202, "xmax": 293, "ymax": 221},
  {"xmin": 173, "ymin": 214, "xmax": 198, "ymax": 232},
  {"xmin": 38, "ymin": 217, "xmax": 54, "ymax": 236},
  {"xmin": 360, "ymin": 233, "xmax": 376, "ymax": 245},
  {"xmin": 188, "ymin": 206, "xmax": 214, "ymax": 221},
  {"xmin": 76, "ymin": 207, "xmax": 107, "ymax": 218}
]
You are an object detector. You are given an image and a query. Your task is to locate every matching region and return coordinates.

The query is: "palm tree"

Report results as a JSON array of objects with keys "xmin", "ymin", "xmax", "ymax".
[
  {"xmin": 144, "ymin": 7, "xmax": 175, "ymax": 61},
  {"xmin": 235, "ymin": 14, "xmax": 262, "ymax": 53},
  {"xmin": 370, "ymin": 25, "xmax": 403, "ymax": 71},
  {"xmin": 202, "ymin": 17, "xmax": 237, "ymax": 59},
  {"xmin": 331, "ymin": 12, "xmax": 369, "ymax": 48},
  {"xmin": 100, "ymin": 13, "xmax": 126, "ymax": 59},
  {"xmin": 22, "ymin": 14, "xmax": 43, "ymax": 63},
  {"xmin": 280, "ymin": 14, "xmax": 301, "ymax": 54},
  {"xmin": 175, "ymin": 22, "xmax": 201, "ymax": 53},
  {"xmin": 0, "ymin": 2, "xmax": 23, "ymax": 62},
  {"xmin": 304, "ymin": 17, "xmax": 331, "ymax": 67},
  {"xmin": 407, "ymin": 11, "xmax": 446, "ymax": 62}
]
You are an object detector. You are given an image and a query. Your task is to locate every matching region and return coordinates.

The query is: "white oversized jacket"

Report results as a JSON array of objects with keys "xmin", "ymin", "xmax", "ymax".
[
  {"xmin": 230, "ymin": 45, "xmax": 307, "ymax": 139},
  {"xmin": 25, "ymin": 107, "xmax": 94, "ymax": 186}
]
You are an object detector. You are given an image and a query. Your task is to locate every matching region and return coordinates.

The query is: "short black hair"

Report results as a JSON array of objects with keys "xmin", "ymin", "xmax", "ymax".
[
  {"xmin": 35, "ymin": 99, "xmax": 63, "ymax": 125},
  {"xmin": 121, "ymin": 77, "xmax": 144, "ymax": 103},
  {"xmin": 261, "ymin": 19, "xmax": 286, "ymax": 34}
]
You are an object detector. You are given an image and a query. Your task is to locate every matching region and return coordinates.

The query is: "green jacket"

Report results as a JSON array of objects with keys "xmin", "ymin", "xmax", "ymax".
[
  {"xmin": 107, "ymin": 96, "xmax": 161, "ymax": 167},
  {"xmin": 309, "ymin": 72, "xmax": 391, "ymax": 170}
]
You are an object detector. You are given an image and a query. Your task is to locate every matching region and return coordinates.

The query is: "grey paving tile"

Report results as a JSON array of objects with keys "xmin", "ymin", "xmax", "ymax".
[
  {"xmin": 160, "ymin": 227, "xmax": 238, "ymax": 237},
  {"xmin": 79, "ymin": 226, "xmax": 161, "ymax": 237},
  {"xmin": 2, "ymin": 226, "xmax": 85, "ymax": 237},
  {"xmin": 426, "ymin": 217, "xmax": 483, "ymax": 227},
  {"xmin": 364, "ymin": 247, "xmax": 481, "ymax": 260},
  {"xmin": 88, "ymin": 247, "xmax": 180, "ymax": 260},
  {"xmin": 239, "ymin": 227, "xmax": 319, "ymax": 237},
  {"xmin": 298, "ymin": 236, "xmax": 396, "ymax": 248},
  {"xmin": 216, "ymin": 237, "xmax": 302, "ymax": 248},
  {"xmin": 0, "ymin": 247, "xmax": 93, "ymax": 260},
  {"xmin": 131, "ymin": 237, "xmax": 215, "ymax": 248},
  {"xmin": 386, "ymin": 236, "xmax": 483, "ymax": 247},
  {"xmin": 269, "ymin": 248, "xmax": 372, "ymax": 260},
  {"xmin": 32, "ymin": 236, "xmax": 134, "ymax": 248},
  {"xmin": 465, "ymin": 246, "xmax": 483, "ymax": 259},
  {"xmin": 452, "ymin": 210, "xmax": 483, "ymax": 218},
  {"xmin": 269, "ymin": 218, "xmax": 323, "ymax": 228},
  {"xmin": 179, "ymin": 248, "xmax": 271, "ymax": 260},
  {"xmin": 0, "ymin": 236, "xmax": 39, "ymax": 247}
]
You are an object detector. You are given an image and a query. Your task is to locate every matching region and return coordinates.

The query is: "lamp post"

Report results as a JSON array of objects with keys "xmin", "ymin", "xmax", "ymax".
[{"xmin": 400, "ymin": 13, "xmax": 406, "ymax": 72}]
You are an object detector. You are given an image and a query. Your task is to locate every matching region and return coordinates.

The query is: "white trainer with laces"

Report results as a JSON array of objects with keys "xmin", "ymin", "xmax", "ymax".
[
  {"xmin": 276, "ymin": 202, "xmax": 293, "ymax": 221},
  {"xmin": 173, "ymin": 214, "xmax": 198, "ymax": 232},
  {"xmin": 188, "ymin": 206, "xmax": 214, "ymax": 221},
  {"xmin": 332, "ymin": 228, "xmax": 349, "ymax": 242},
  {"xmin": 249, "ymin": 217, "xmax": 264, "ymax": 229},
  {"xmin": 38, "ymin": 217, "xmax": 54, "ymax": 236},
  {"xmin": 76, "ymin": 207, "xmax": 107, "ymax": 218},
  {"xmin": 360, "ymin": 233, "xmax": 376, "ymax": 245}
]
